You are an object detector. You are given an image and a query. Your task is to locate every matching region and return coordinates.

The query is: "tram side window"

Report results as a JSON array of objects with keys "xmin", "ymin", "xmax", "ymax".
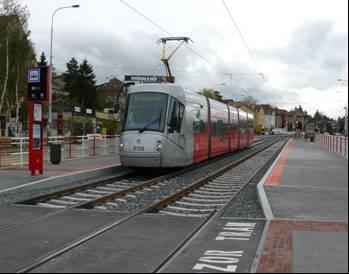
[
  {"xmin": 231, "ymin": 113, "xmax": 238, "ymax": 131},
  {"xmin": 168, "ymin": 98, "xmax": 185, "ymax": 133},
  {"xmin": 213, "ymin": 119, "xmax": 227, "ymax": 138},
  {"xmin": 193, "ymin": 109, "xmax": 205, "ymax": 134},
  {"xmin": 248, "ymin": 117, "xmax": 254, "ymax": 129}
]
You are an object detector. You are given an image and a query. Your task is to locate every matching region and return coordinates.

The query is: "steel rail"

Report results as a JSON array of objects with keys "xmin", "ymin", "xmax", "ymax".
[
  {"xmin": 154, "ymin": 139, "xmax": 288, "ymax": 273},
  {"xmin": 16, "ymin": 138, "xmax": 282, "ymax": 273},
  {"xmin": 19, "ymin": 172, "xmax": 136, "ymax": 205},
  {"xmin": 147, "ymin": 139, "xmax": 281, "ymax": 213},
  {"xmin": 77, "ymin": 140, "xmax": 269, "ymax": 209},
  {"xmin": 6, "ymin": 140, "xmax": 269, "ymax": 235}
]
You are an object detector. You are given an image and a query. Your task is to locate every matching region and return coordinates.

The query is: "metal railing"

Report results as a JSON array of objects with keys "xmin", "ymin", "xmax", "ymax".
[
  {"xmin": 315, "ymin": 134, "xmax": 348, "ymax": 159},
  {"xmin": 0, "ymin": 135, "xmax": 120, "ymax": 168}
]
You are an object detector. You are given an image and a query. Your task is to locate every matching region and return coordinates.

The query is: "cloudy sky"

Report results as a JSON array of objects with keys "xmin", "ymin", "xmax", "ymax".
[{"xmin": 22, "ymin": 0, "xmax": 348, "ymax": 118}]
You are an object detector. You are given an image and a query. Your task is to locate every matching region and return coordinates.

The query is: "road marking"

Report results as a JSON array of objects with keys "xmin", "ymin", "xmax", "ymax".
[{"xmin": 193, "ymin": 222, "xmax": 257, "ymax": 273}]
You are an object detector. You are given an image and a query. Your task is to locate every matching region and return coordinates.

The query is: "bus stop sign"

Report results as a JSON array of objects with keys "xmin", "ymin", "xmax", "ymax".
[{"xmin": 27, "ymin": 66, "xmax": 50, "ymax": 102}]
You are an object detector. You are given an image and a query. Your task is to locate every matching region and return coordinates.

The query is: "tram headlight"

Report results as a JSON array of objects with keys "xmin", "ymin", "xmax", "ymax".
[
  {"xmin": 156, "ymin": 140, "xmax": 162, "ymax": 152},
  {"xmin": 119, "ymin": 142, "xmax": 124, "ymax": 152}
]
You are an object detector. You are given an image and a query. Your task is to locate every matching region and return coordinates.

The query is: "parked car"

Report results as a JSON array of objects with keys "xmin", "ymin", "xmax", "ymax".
[{"xmin": 271, "ymin": 128, "xmax": 288, "ymax": 135}]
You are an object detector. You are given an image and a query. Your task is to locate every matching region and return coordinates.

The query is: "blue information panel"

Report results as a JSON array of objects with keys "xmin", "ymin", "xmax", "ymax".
[{"xmin": 27, "ymin": 67, "xmax": 49, "ymax": 101}]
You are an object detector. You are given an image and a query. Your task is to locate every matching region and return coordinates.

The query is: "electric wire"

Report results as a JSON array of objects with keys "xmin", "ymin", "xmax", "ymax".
[
  {"xmin": 119, "ymin": 0, "xmax": 250, "ymax": 94},
  {"xmin": 221, "ymin": 0, "xmax": 278, "ymax": 93}
]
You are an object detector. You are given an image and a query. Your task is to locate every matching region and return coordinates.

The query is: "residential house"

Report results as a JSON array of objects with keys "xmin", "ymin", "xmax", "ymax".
[
  {"xmin": 287, "ymin": 106, "xmax": 310, "ymax": 131},
  {"xmin": 275, "ymin": 109, "xmax": 288, "ymax": 129}
]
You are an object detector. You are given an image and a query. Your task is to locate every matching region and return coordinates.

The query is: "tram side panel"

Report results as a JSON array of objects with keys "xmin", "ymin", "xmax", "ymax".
[
  {"xmin": 209, "ymin": 99, "xmax": 230, "ymax": 158},
  {"xmin": 238, "ymin": 110, "xmax": 249, "ymax": 149},
  {"xmin": 161, "ymin": 95, "xmax": 188, "ymax": 167},
  {"xmin": 191, "ymin": 102, "xmax": 210, "ymax": 164},
  {"xmin": 247, "ymin": 112, "xmax": 255, "ymax": 146},
  {"xmin": 229, "ymin": 106, "xmax": 240, "ymax": 152}
]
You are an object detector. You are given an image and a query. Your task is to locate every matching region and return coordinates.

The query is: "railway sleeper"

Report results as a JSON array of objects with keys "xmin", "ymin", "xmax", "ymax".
[
  {"xmin": 37, "ymin": 203, "xmax": 66, "ymax": 209},
  {"xmin": 158, "ymin": 210, "xmax": 210, "ymax": 218},
  {"xmin": 204, "ymin": 184, "xmax": 239, "ymax": 189},
  {"xmin": 189, "ymin": 193, "xmax": 233, "ymax": 200},
  {"xmin": 166, "ymin": 205, "xmax": 216, "ymax": 213},
  {"xmin": 74, "ymin": 193, "xmax": 102, "ymax": 199},
  {"xmin": 46, "ymin": 199, "xmax": 75, "ymax": 206},
  {"xmin": 194, "ymin": 190, "xmax": 237, "ymax": 196},
  {"xmin": 87, "ymin": 189, "xmax": 113, "ymax": 195},
  {"xmin": 175, "ymin": 201, "xmax": 223, "ymax": 208},
  {"xmin": 61, "ymin": 196, "xmax": 90, "ymax": 202},
  {"xmin": 199, "ymin": 187, "xmax": 240, "ymax": 193},
  {"xmin": 182, "ymin": 197, "xmax": 227, "ymax": 204}
]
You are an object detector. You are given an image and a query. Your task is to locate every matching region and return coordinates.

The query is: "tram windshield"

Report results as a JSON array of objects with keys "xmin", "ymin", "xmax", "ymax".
[{"xmin": 124, "ymin": 93, "xmax": 169, "ymax": 132}]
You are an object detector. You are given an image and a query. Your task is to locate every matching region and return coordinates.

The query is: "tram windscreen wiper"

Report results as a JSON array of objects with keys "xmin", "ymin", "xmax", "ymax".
[{"xmin": 139, "ymin": 111, "xmax": 162, "ymax": 133}]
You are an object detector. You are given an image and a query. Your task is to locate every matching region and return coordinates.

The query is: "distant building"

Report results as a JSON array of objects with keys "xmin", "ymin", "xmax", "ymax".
[
  {"xmin": 96, "ymin": 78, "xmax": 124, "ymax": 120},
  {"xmin": 287, "ymin": 106, "xmax": 310, "ymax": 131},
  {"xmin": 254, "ymin": 106, "xmax": 265, "ymax": 134},
  {"xmin": 275, "ymin": 109, "xmax": 288, "ymax": 129}
]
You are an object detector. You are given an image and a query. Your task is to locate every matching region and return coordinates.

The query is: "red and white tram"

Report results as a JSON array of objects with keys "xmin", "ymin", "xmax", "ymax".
[{"xmin": 120, "ymin": 84, "xmax": 254, "ymax": 168}]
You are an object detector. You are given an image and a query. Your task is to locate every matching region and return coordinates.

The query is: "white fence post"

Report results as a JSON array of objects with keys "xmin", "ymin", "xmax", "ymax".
[
  {"xmin": 20, "ymin": 138, "xmax": 23, "ymax": 167},
  {"xmin": 82, "ymin": 136, "xmax": 85, "ymax": 158}
]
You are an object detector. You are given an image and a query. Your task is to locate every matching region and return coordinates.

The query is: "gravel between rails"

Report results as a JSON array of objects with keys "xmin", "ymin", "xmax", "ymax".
[
  {"xmin": 159, "ymin": 140, "xmax": 286, "ymax": 217},
  {"xmin": 94, "ymin": 140, "xmax": 282, "ymax": 213},
  {"xmin": 221, "ymin": 140, "xmax": 287, "ymax": 219}
]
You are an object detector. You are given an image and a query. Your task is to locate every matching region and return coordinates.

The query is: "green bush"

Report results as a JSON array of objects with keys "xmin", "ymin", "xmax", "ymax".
[
  {"xmin": 102, "ymin": 121, "xmax": 122, "ymax": 135},
  {"xmin": 68, "ymin": 116, "xmax": 94, "ymax": 136}
]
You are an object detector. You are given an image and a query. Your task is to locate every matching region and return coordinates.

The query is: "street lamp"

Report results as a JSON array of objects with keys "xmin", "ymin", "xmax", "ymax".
[
  {"xmin": 48, "ymin": 4, "xmax": 80, "ymax": 129},
  {"xmin": 338, "ymin": 79, "xmax": 348, "ymax": 83}
]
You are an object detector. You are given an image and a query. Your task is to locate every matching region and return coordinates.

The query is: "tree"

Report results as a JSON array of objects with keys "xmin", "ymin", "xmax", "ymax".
[
  {"xmin": 199, "ymin": 88, "xmax": 224, "ymax": 102},
  {"xmin": 78, "ymin": 59, "xmax": 97, "ymax": 110},
  {"xmin": 0, "ymin": 0, "xmax": 33, "ymax": 135},
  {"xmin": 64, "ymin": 58, "xmax": 97, "ymax": 112},
  {"xmin": 0, "ymin": 0, "xmax": 30, "ymax": 34},
  {"xmin": 243, "ymin": 95, "xmax": 258, "ymax": 104},
  {"xmin": 38, "ymin": 51, "xmax": 47, "ymax": 66},
  {"xmin": 68, "ymin": 116, "xmax": 94, "ymax": 136},
  {"xmin": 64, "ymin": 57, "xmax": 79, "ymax": 96}
]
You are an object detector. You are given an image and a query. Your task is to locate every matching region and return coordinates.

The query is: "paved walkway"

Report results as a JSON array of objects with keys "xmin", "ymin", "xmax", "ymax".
[
  {"xmin": 0, "ymin": 154, "xmax": 121, "ymax": 193},
  {"xmin": 257, "ymin": 138, "xmax": 348, "ymax": 273}
]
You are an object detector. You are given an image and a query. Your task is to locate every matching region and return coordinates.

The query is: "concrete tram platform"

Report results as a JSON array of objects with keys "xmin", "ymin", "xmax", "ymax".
[
  {"xmin": 0, "ymin": 154, "xmax": 130, "ymax": 205},
  {"xmin": 256, "ymin": 138, "xmax": 348, "ymax": 273}
]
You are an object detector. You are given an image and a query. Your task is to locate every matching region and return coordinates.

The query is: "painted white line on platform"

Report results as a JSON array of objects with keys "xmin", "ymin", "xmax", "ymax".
[{"xmin": 0, "ymin": 164, "xmax": 119, "ymax": 195}]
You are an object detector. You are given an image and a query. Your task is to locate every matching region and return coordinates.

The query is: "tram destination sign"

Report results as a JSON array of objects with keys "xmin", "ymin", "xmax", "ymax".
[{"xmin": 124, "ymin": 75, "xmax": 173, "ymax": 84}]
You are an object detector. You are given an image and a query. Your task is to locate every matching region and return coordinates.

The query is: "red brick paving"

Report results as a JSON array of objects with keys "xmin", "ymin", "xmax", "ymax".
[
  {"xmin": 257, "ymin": 220, "xmax": 348, "ymax": 273},
  {"xmin": 265, "ymin": 140, "xmax": 294, "ymax": 187}
]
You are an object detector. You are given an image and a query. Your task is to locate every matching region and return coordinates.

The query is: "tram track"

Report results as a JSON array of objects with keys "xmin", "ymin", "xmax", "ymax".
[
  {"xmin": 15, "ymin": 138, "xmax": 287, "ymax": 273},
  {"xmin": 17, "ymin": 139, "xmax": 269, "ymax": 212},
  {"xmin": 0, "ymin": 139, "xmax": 269, "ymax": 236}
]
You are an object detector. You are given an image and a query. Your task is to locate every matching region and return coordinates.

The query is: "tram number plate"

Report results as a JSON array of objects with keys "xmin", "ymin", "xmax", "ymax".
[{"xmin": 133, "ymin": 146, "xmax": 145, "ymax": 152}]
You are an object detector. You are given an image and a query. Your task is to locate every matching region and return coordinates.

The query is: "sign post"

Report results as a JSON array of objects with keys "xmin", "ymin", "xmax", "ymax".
[{"xmin": 27, "ymin": 66, "xmax": 50, "ymax": 176}]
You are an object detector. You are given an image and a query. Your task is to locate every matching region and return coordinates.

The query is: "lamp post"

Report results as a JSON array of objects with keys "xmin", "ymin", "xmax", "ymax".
[{"xmin": 48, "ymin": 4, "xmax": 80, "ymax": 129}]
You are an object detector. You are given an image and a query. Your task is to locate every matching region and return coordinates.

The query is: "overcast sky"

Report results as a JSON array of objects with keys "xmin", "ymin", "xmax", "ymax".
[{"xmin": 22, "ymin": 0, "xmax": 348, "ymax": 118}]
